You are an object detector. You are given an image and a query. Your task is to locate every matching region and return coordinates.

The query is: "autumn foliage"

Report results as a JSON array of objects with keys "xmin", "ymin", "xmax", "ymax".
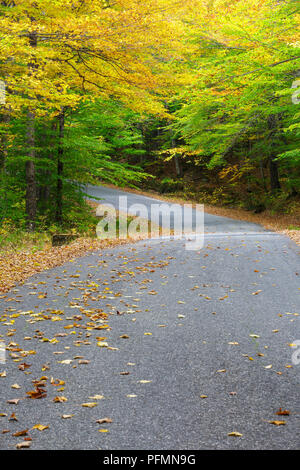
[{"xmin": 0, "ymin": 0, "xmax": 300, "ymax": 234}]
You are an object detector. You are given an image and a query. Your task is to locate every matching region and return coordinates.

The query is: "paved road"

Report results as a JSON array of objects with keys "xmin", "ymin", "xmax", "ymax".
[
  {"xmin": 84, "ymin": 183, "xmax": 266, "ymax": 234},
  {"xmin": 0, "ymin": 186, "xmax": 299, "ymax": 450}
]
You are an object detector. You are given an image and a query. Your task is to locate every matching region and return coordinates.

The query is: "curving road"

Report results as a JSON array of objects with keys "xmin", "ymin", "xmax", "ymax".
[
  {"xmin": 84, "ymin": 183, "xmax": 266, "ymax": 234},
  {"xmin": 0, "ymin": 185, "xmax": 299, "ymax": 450}
]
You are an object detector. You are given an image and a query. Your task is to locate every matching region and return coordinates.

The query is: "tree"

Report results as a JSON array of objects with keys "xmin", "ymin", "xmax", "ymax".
[
  {"xmin": 0, "ymin": 0, "xmax": 189, "ymax": 229},
  {"xmin": 172, "ymin": 0, "xmax": 300, "ymax": 203}
]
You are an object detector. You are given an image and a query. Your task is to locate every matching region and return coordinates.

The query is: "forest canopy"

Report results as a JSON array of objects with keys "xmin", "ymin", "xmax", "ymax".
[{"xmin": 0, "ymin": 0, "xmax": 299, "ymax": 235}]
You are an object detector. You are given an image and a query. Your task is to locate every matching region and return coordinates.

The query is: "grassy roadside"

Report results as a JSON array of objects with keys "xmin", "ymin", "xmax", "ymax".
[{"xmin": 103, "ymin": 183, "xmax": 300, "ymax": 247}]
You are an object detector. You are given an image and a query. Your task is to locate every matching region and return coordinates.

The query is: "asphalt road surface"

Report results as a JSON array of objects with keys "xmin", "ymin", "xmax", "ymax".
[
  {"xmin": 0, "ymin": 186, "xmax": 299, "ymax": 450},
  {"xmin": 84, "ymin": 183, "xmax": 266, "ymax": 234}
]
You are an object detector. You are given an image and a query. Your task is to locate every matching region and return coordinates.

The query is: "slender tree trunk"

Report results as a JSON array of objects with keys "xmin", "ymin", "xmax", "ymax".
[
  {"xmin": 267, "ymin": 114, "xmax": 281, "ymax": 193},
  {"xmin": 172, "ymin": 138, "xmax": 182, "ymax": 178},
  {"xmin": 269, "ymin": 157, "xmax": 281, "ymax": 192},
  {"xmin": 139, "ymin": 123, "xmax": 145, "ymax": 165},
  {"xmin": 25, "ymin": 109, "xmax": 37, "ymax": 231},
  {"xmin": 0, "ymin": 109, "xmax": 10, "ymax": 171},
  {"xmin": 25, "ymin": 31, "xmax": 37, "ymax": 231},
  {"xmin": 56, "ymin": 108, "xmax": 64, "ymax": 224},
  {"xmin": 38, "ymin": 121, "xmax": 56, "ymax": 206}
]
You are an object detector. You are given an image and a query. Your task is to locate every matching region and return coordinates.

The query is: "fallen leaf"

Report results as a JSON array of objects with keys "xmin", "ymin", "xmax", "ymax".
[
  {"xmin": 276, "ymin": 408, "xmax": 290, "ymax": 416},
  {"xmin": 32, "ymin": 424, "xmax": 49, "ymax": 431},
  {"xmin": 26, "ymin": 386, "xmax": 46, "ymax": 399},
  {"xmin": 96, "ymin": 418, "xmax": 113, "ymax": 424},
  {"xmin": 16, "ymin": 441, "xmax": 31, "ymax": 449},
  {"xmin": 53, "ymin": 396, "xmax": 67, "ymax": 403},
  {"xmin": 13, "ymin": 430, "xmax": 28, "ymax": 437},
  {"xmin": 7, "ymin": 399, "xmax": 20, "ymax": 405},
  {"xmin": 89, "ymin": 395, "xmax": 104, "ymax": 400},
  {"xmin": 18, "ymin": 363, "xmax": 31, "ymax": 371}
]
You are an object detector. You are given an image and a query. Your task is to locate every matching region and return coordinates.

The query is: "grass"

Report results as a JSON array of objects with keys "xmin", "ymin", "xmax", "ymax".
[{"xmin": 0, "ymin": 227, "xmax": 51, "ymax": 255}]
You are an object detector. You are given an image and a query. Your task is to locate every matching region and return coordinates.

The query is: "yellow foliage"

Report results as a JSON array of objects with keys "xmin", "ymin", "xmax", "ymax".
[{"xmin": 0, "ymin": 0, "xmax": 194, "ymax": 116}]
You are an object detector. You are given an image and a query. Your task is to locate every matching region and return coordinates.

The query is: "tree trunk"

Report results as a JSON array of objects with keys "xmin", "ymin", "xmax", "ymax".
[
  {"xmin": 25, "ymin": 109, "xmax": 37, "ymax": 231},
  {"xmin": 56, "ymin": 108, "xmax": 64, "ymax": 224},
  {"xmin": 267, "ymin": 114, "xmax": 281, "ymax": 193},
  {"xmin": 172, "ymin": 138, "xmax": 182, "ymax": 178},
  {"xmin": 38, "ymin": 121, "xmax": 57, "ymax": 206},
  {"xmin": 25, "ymin": 31, "xmax": 38, "ymax": 231},
  {"xmin": 259, "ymin": 158, "xmax": 267, "ymax": 191},
  {"xmin": 269, "ymin": 157, "xmax": 281, "ymax": 193},
  {"xmin": 0, "ymin": 108, "xmax": 10, "ymax": 171}
]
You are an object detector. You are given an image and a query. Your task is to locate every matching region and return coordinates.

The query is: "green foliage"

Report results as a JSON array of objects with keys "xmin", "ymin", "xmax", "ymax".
[
  {"xmin": 0, "ymin": 98, "xmax": 150, "ymax": 232},
  {"xmin": 161, "ymin": 0, "xmax": 300, "ymax": 209},
  {"xmin": 64, "ymin": 100, "xmax": 148, "ymax": 186},
  {"xmin": 159, "ymin": 177, "xmax": 184, "ymax": 193}
]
